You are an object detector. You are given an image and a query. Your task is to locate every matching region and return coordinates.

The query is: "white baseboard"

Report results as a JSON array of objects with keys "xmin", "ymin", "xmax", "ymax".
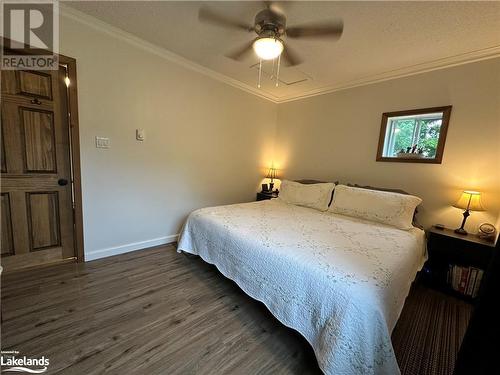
[{"xmin": 85, "ymin": 234, "xmax": 179, "ymax": 261}]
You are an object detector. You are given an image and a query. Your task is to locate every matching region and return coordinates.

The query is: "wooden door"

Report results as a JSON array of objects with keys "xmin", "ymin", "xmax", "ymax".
[{"xmin": 1, "ymin": 68, "xmax": 75, "ymax": 271}]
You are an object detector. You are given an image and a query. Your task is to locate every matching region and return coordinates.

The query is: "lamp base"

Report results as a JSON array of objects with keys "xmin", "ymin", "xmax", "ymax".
[{"xmin": 454, "ymin": 228, "xmax": 468, "ymax": 235}]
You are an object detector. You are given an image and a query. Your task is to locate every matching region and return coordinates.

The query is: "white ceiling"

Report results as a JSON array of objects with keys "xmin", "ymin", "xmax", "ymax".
[{"xmin": 64, "ymin": 1, "xmax": 500, "ymax": 102}]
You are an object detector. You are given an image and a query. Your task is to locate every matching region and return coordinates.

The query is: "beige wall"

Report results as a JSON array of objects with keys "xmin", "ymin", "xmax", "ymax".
[
  {"xmin": 275, "ymin": 58, "xmax": 500, "ymax": 231},
  {"xmin": 60, "ymin": 13, "xmax": 276, "ymax": 260}
]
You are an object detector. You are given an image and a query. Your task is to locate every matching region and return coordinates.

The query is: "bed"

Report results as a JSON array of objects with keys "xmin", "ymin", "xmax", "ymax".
[{"xmin": 177, "ymin": 196, "xmax": 426, "ymax": 374}]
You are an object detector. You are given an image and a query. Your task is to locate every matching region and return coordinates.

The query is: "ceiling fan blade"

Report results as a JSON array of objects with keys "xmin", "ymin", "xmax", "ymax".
[
  {"xmin": 225, "ymin": 40, "xmax": 256, "ymax": 61},
  {"xmin": 286, "ymin": 20, "xmax": 344, "ymax": 39},
  {"xmin": 281, "ymin": 43, "xmax": 303, "ymax": 67},
  {"xmin": 263, "ymin": 1, "xmax": 286, "ymax": 14},
  {"xmin": 198, "ymin": 6, "xmax": 254, "ymax": 32}
]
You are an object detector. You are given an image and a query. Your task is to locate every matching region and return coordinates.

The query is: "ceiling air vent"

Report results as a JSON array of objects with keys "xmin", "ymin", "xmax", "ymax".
[{"xmin": 250, "ymin": 63, "xmax": 311, "ymax": 86}]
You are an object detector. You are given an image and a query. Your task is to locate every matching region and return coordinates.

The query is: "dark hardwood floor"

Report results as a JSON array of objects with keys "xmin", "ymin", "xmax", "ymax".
[{"xmin": 1, "ymin": 245, "xmax": 472, "ymax": 374}]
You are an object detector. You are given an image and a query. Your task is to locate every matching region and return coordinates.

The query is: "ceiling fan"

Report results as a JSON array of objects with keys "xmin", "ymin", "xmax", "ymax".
[{"xmin": 198, "ymin": 2, "xmax": 344, "ymax": 69}]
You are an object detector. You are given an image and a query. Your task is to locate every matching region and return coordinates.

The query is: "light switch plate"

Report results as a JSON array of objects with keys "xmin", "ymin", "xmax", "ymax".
[
  {"xmin": 136, "ymin": 129, "xmax": 145, "ymax": 141},
  {"xmin": 96, "ymin": 136, "xmax": 110, "ymax": 149}
]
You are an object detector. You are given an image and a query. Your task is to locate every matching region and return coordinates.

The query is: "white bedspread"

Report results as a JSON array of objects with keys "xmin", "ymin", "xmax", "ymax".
[{"xmin": 177, "ymin": 199, "xmax": 426, "ymax": 375}]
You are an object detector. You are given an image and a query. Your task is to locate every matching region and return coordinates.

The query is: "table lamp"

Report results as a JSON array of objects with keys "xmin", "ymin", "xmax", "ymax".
[
  {"xmin": 266, "ymin": 167, "xmax": 278, "ymax": 192},
  {"xmin": 453, "ymin": 190, "xmax": 485, "ymax": 235}
]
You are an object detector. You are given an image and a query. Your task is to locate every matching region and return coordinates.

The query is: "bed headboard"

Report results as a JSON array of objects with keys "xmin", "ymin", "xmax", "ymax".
[
  {"xmin": 347, "ymin": 183, "xmax": 410, "ymax": 195},
  {"xmin": 293, "ymin": 180, "xmax": 413, "ymax": 197},
  {"xmin": 294, "ymin": 179, "xmax": 327, "ymax": 184}
]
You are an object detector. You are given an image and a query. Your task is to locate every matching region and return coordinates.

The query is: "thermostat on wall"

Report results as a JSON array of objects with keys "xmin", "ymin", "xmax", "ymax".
[{"xmin": 136, "ymin": 129, "xmax": 145, "ymax": 141}]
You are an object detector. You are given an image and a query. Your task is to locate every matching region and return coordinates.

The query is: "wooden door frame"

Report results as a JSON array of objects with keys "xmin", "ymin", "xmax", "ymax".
[
  {"xmin": 59, "ymin": 54, "xmax": 85, "ymax": 262},
  {"xmin": 1, "ymin": 40, "xmax": 85, "ymax": 262}
]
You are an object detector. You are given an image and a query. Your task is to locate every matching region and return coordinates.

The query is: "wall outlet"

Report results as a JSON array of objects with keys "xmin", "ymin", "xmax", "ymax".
[
  {"xmin": 96, "ymin": 136, "xmax": 110, "ymax": 149},
  {"xmin": 136, "ymin": 129, "xmax": 145, "ymax": 141}
]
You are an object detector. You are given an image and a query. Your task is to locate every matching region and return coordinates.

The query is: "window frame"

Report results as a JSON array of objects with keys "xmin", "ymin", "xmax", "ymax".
[{"xmin": 376, "ymin": 106, "xmax": 452, "ymax": 164}]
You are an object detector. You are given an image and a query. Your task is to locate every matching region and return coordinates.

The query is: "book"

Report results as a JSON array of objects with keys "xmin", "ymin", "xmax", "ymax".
[
  {"xmin": 453, "ymin": 265, "xmax": 461, "ymax": 291},
  {"xmin": 451, "ymin": 265, "xmax": 456, "ymax": 290},
  {"xmin": 472, "ymin": 270, "xmax": 484, "ymax": 298},
  {"xmin": 453, "ymin": 266, "xmax": 456, "ymax": 290},
  {"xmin": 447, "ymin": 264, "xmax": 485, "ymax": 298},
  {"xmin": 466, "ymin": 268, "xmax": 478, "ymax": 296},
  {"xmin": 458, "ymin": 267, "xmax": 469, "ymax": 293}
]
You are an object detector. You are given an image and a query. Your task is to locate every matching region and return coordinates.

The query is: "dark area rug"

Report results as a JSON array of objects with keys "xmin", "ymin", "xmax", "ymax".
[{"xmin": 392, "ymin": 283, "xmax": 473, "ymax": 375}]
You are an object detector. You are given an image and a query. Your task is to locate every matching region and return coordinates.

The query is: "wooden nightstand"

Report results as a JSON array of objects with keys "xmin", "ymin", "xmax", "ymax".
[
  {"xmin": 423, "ymin": 227, "xmax": 496, "ymax": 301},
  {"xmin": 256, "ymin": 191, "xmax": 278, "ymax": 201}
]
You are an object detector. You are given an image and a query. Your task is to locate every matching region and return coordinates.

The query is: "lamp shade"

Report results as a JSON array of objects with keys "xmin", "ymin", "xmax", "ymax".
[
  {"xmin": 266, "ymin": 167, "xmax": 278, "ymax": 180},
  {"xmin": 453, "ymin": 191, "xmax": 485, "ymax": 211}
]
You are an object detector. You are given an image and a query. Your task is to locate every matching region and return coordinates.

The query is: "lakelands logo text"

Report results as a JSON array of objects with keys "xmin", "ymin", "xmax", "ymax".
[
  {"xmin": 1, "ymin": 0, "xmax": 59, "ymax": 70},
  {"xmin": 1, "ymin": 351, "xmax": 49, "ymax": 373}
]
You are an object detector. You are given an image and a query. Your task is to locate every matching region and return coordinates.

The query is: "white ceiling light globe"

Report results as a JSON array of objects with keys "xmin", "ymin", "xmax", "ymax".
[{"xmin": 253, "ymin": 37, "xmax": 284, "ymax": 60}]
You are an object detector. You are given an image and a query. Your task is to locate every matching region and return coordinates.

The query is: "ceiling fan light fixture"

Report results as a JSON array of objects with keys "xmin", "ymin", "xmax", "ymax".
[{"xmin": 253, "ymin": 37, "xmax": 283, "ymax": 60}]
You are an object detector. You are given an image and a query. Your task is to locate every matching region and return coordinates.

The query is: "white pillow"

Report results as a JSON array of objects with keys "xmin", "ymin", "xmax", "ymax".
[
  {"xmin": 328, "ymin": 185, "xmax": 422, "ymax": 230},
  {"xmin": 278, "ymin": 180, "xmax": 335, "ymax": 211}
]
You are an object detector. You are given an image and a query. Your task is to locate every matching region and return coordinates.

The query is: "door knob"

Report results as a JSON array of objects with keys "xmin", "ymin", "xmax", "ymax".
[{"xmin": 58, "ymin": 178, "xmax": 68, "ymax": 186}]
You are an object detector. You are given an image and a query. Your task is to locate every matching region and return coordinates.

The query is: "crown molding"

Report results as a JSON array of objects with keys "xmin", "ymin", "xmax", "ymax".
[
  {"xmin": 60, "ymin": 4, "xmax": 500, "ymax": 105},
  {"xmin": 275, "ymin": 45, "xmax": 500, "ymax": 103},
  {"xmin": 59, "ymin": 4, "xmax": 280, "ymax": 103}
]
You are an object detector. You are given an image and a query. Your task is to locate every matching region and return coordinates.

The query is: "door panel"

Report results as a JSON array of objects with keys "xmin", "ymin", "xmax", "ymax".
[
  {"xmin": 18, "ymin": 71, "xmax": 53, "ymax": 99},
  {"xmin": 27, "ymin": 192, "xmax": 61, "ymax": 250},
  {"xmin": 21, "ymin": 107, "xmax": 57, "ymax": 172},
  {"xmin": 2, "ymin": 101, "xmax": 55, "ymax": 174},
  {"xmin": 1, "ymin": 69, "xmax": 17, "ymax": 95},
  {"xmin": 1, "ymin": 124, "xmax": 6, "ymax": 172},
  {"xmin": 1, "ymin": 193, "xmax": 14, "ymax": 257},
  {"xmin": 1, "ymin": 70, "xmax": 52, "ymax": 99},
  {"xmin": 1, "ymin": 68, "xmax": 75, "ymax": 271},
  {"xmin": 9, "ymin": 191, "xmax": 30, "ymax": 255}
]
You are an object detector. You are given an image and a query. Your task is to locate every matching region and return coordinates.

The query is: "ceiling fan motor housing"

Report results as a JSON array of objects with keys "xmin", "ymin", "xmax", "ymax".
[{"xmin": 254, "ymin": 9, "xmax": 286, "ymax": 37}]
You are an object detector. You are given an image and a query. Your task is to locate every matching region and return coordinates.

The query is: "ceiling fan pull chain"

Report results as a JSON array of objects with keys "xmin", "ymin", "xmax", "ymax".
[
  {"xmin": 270, "ymin": 58, "xmax": 275, "ymax": 79},
  {"xmin": 276, "ymin": 54, "xmax": 281, "ymax": 87},
  {"xmin": 258, "ymin": 58, "xmax": 262, "ymax": 88}
]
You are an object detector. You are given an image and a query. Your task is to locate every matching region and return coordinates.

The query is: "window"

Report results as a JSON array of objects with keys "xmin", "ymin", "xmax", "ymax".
[{"xmin": 376, "ymin": 106, "xmax": 452, "ymax": 164}]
